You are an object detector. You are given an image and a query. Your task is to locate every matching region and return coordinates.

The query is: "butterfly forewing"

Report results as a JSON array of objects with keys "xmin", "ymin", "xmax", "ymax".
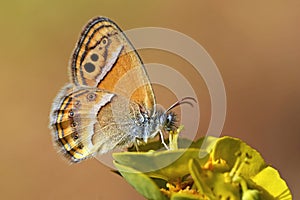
[{"xmin": 70, "ymin": 17, "xmax": 155, "ymax": 113}]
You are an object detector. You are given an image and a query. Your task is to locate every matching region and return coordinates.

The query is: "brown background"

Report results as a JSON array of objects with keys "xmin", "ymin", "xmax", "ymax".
[{"xmin": 0, "ymin": 0, "xmax": 299, "ymax": 199}]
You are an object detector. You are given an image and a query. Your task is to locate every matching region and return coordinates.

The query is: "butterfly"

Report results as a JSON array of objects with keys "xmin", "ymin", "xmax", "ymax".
[{"xmin": 49, "ymin": 17, "xmax": 195, "ymax": 163}]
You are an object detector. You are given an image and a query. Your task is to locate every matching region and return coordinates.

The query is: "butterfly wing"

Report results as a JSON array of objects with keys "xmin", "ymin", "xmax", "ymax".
[
  {"xmin": 70, "ymin": 17, "xmax": 155, "ymax": 113},
  {"xmin": 49, "ymin": 84, "xmax": 116, "ymax": 162},
  {"xmin": 93, "ymin": 93, "xmax": 144, "ymax": 154},
  {"xmin": 49, "ymin": 84, "xmax": 143, "ymax": 162}
]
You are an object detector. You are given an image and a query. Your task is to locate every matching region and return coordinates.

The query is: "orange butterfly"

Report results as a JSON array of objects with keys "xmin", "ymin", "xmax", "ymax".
[{"xmin": 49, "ymin": 17, "xmax": 194, "ymax": 163}]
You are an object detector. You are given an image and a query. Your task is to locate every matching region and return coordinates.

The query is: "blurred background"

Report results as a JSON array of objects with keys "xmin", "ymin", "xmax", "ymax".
[{"xmin": 0, "ymin": 0, "xmax": 299, "ymax": 199}]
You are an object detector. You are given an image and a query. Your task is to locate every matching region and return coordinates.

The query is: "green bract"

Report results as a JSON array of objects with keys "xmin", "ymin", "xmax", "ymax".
[{"xmin": 113, "ymin": 136, "xmax": 292, "ymax": 200}]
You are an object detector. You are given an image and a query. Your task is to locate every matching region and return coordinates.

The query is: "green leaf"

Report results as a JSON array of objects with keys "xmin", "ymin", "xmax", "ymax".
[
  {"xmin": 211, "ymin": 136, "xmax": 266, "ymax": 177},
  {"xmin": 114, "ymin": 161, "xmax": 168, "ymax": 200},
  {"xmin": 127, "ymin": 138, "xmax": 197, "ymax": 152},
  {"xmin": 114, "ymin": 136, "xmax": 292, "ymax": 200},
  {"xmin": 193, "ymin": 136, "xmax": 218, "ymax": 157},
  {"xmin": 241, "ymin": 189, "xmax": 260, "ymax": 200},
  {"xmin": 251, "ymin": 166, "xmax": 292, "ymax": 200},
  {"xmin": 188, "ymin": 159, "xmax": 214, "ymax": 197},
  {"xmin": 170, "ymin": 193, "xmax": 205, "ymax": 200},
  {"xmin": 188, "ymin": 158, "xmax": 241, "ymax": 200},
  {"xmin": 113, "ymin": 148, "xmax": 209, "ymax": 181},
  {"xmin": 201, "ymin": 171, "xmax": 241, "ymax": 200}
]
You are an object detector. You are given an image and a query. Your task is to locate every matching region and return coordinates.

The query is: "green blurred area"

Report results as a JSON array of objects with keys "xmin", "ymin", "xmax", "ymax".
[{"xmin": 0, "ymin": 0, "xmax": 299, "ymax": 199}]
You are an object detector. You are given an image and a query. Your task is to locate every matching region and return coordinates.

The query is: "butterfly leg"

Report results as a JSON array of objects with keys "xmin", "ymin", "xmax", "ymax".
[
  {"xmin": 134, "ymin": 141, "xmax": 140, "ymax": 152},
  {"xmin": 159, "ymin": 130, "xmax": 169, "ymax": 150},
  {"xmin": 134, "ymin": 138, "xmax": 144, "ymax": 152}
]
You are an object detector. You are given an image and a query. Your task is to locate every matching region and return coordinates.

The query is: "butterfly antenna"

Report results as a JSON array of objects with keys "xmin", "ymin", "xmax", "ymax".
[{"xmin": 165, "ymin": 97, "xmax": 197, "ymax": 113}]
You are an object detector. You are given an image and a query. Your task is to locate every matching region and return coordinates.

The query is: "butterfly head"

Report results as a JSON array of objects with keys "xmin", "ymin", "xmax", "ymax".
[
  {"xmin": 160, "ymin": 111, "xmax": 177, "ymax": 131},
  {"xmin": 160, "ymin": 97, "xmax": 197, "ymax": 131}
]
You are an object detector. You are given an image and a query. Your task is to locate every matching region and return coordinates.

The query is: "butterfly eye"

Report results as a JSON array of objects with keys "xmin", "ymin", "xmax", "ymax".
[
  {"xmin": 164, "ymin": 112, "xmax": 177, "ymax": 131},
  {"xmin": 87, "ymin": 93, "xmax": 97, "ymax": 101},
  {"xmin": 166, "ymin": 114, "xmax": 172, "ymax": 123}
]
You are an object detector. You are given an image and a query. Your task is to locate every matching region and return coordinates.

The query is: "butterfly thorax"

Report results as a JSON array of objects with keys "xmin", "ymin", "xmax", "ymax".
[{"xmin": 129, "ymin": 107, "xmax": 177, "ymax": 143}]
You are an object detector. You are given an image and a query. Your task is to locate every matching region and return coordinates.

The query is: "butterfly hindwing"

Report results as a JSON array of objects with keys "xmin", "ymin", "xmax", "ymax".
[
  {"xmin": 49, "ymin": 84, "xmax": 115, "ymax": 162},
  {"xmin": 92, "ymin": 94, "xmax": 143, "ymax": 154}
]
